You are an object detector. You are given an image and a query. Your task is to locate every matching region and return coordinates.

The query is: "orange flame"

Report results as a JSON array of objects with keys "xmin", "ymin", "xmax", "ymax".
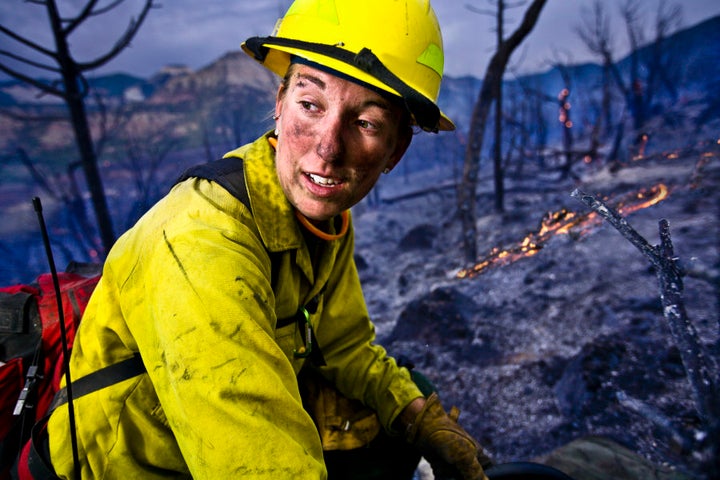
[{"xmin": 457, "ymin": 184, "xmax": 670, "ymax": 279}]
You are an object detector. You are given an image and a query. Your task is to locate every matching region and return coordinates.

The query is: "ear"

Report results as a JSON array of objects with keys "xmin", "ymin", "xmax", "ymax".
[
  {"xmin": 385, "ymin": 127, "xmax": 413, "ymax": 173},
  {"xmin": 275, "ymin": 84, "xmax": 285, "ymax": 118}
]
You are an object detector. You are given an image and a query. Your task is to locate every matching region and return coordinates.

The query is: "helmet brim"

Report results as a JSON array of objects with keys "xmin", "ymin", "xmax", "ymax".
[{"xmin": 242, "ymin": 40, "xmax": 455, "ymax": 132}]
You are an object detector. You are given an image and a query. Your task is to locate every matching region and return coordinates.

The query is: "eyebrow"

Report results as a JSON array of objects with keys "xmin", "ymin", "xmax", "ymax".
[
  {"xmin": 294, "ymin": 72, "xmax": 393, "ymax": 112},
  {"xmin": 295, "ymin": 72, "xmax": 326, "ymax": 90}
]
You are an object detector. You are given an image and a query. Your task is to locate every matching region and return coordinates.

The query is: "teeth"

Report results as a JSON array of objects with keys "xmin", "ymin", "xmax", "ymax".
[{"xmin": 308, "ymin": 173, "xmax": 340, "ymax": 186}]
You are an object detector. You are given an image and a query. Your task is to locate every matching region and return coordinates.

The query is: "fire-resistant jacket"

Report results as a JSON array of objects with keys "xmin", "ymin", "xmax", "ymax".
[{"xmin": 47, "ymin": 132, "xmax": 423, "ymax": 479}]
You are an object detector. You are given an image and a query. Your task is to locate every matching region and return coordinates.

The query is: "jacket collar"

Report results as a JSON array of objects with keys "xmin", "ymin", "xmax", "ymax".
[{"xmin": 226, "ymin": 131, "xmax": 304, "ymax": 254}]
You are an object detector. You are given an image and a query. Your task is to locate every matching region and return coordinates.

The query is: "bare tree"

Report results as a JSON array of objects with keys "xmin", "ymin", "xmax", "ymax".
[
  {"xmin": 555, "ymin": 64, "xmax": 576, "ymax": 179},
  {"xmin": 503, "ymin": 83, "xmax": 533, "ymax": 179},
  {"xmin": 620, "ymin": 0, "xmax": 646, "ymax": 129},
  {"xmin": 513, "ymin": 77, "xmax": 550, "ymax": 170},
  {"xmin": 457, "ymin": 0, "xmax": 547, "ymax": 263},
  {"xmin": 119, "ymin": 111, "xmax": 180, "ymax": 230},
  {"xmin": 643, "ymin": 0, "xmax": 683, "ymax": 108},
  {"xmin": 14, "ymin": 147, "xmax": 99, "ymax": 258},
  {"xmin": 576, "ymin": 0, "xmax": 683, "ymax": 135},
  {"xmin": 576, "ymin": 1, "xmax": 616, "ymax": 143},
  {"xmin": 0, "ymin": 0, "xmax": 157, "ymax": 257},
  {"xmin": 465, "ymin": 0, "xmax": 532, "ymax": 214}
]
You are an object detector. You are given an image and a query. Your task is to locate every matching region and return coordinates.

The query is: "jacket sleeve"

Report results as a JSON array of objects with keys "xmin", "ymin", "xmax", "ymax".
[
  {"xmin": 117, "ymin": 181, "xmax": 326, "ymax": 479},
  {"xmin": 313, "ymin": 223, "xmax": 423, "ymax": 433}
]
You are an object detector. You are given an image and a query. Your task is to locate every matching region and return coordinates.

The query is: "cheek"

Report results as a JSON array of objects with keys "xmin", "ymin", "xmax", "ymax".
[
  {"xmin": 280, "ymin": 111, "xmax": 315, "ymax": 141},
  {"xmin": 278, "ymin": 122, "xmax": 316, "ymax": 162},
  {"xmin": 352, "ymin": 163, "xmax": 384, "ymax": 194},
  {"xmin": 353, "ymin": 162, "xmax": 381, "ymax": 179},
  {"xmin": 275, "ymin": 146, "xmax": 297, "ymax": 186},
  {"xmin": 355, "ymin": 141, "xmax": 395, "ymax": 176}
]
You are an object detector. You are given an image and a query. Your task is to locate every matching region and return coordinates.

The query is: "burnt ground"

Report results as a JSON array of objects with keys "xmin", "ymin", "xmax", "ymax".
[{"xmin": 352, "ymin": 123, "xmax": 719, "ymax": 479}]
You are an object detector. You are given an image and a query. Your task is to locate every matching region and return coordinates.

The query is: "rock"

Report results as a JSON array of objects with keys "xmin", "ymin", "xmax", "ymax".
[
  {"xmin": 387, "ymin": 287, "xmax": 501, "ymax": 366},
  {"xmin": 537, "ymin": 436, "xmax": 694, "ymax": 480},
  {"xmin": 398, "ymin": 224, "xmax": 438, "ymax": 250}
]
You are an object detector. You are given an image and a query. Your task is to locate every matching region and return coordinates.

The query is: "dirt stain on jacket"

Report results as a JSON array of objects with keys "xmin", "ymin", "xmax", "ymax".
[{"xmin": 163, "ymin": 230, "xmax": 190, "ymax": 282}]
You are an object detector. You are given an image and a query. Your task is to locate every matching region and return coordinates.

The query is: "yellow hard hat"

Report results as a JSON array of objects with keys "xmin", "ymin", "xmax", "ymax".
[{"xmin": 242, "ymin": 0, "xmax": 454, "ymax": 132}]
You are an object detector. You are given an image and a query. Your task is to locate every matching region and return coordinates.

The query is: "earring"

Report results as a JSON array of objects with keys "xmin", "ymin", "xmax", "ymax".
[
  {"xmin": 273, "ymin": 114, "xmax": 280, "ymax": 136},
  {"xmin": 382, "ymin": 168, "xmax": 390, "ymax": 174}
]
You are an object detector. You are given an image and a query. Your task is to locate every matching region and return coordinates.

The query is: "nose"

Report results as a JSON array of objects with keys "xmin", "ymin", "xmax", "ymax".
[{"xmin": 315, "ymin": 115, "xmax": 345, "ymax": 163}]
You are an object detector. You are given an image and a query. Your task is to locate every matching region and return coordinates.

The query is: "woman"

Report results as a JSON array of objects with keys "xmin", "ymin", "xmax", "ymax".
[{"xmin": 32, "ymin": 1, "xmax": 491, "ymax": 479}]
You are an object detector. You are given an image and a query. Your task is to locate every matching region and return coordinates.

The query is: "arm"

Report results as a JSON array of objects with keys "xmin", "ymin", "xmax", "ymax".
[
  {"xmin": 311, "ymin": 223, "xmax": 423, "ymax": 430},
  {"xmin": 120, "ymin": 182, "xmax": 325, "ymax": 479}
]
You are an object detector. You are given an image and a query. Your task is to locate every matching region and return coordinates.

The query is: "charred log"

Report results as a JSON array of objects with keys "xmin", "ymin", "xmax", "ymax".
[{"xmin": 571, "ymin": 188, "xmax": 719, "ymax": 477}]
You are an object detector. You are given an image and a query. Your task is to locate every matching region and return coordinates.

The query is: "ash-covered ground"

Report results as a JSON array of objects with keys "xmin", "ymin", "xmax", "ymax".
[{"xmin": 352, "ymin": 120, "xmax": 719, "ymax": 479}]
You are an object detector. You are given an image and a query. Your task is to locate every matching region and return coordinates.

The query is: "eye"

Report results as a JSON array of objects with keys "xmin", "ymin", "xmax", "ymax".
[
  {"xmin": 357, "ymin": 119, "xmax": 378, "ymax": 131},
  {"xmin": 299, "ymin": 100, "xmax": 318, "ymax": 112}
]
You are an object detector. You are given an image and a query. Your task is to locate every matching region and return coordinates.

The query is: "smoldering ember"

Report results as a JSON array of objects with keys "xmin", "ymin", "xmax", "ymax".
[{"xmin": 0, "ymin": 10, "xmax": 719, "ymax": 480}]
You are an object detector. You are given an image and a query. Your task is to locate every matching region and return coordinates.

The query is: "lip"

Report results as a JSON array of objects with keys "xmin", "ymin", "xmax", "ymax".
[{"xmin": 302, "ymin": 171, "xmax": 346, "ymax": 197}]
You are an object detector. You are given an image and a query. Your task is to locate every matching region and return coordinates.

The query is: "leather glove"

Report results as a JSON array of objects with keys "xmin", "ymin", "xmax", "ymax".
[{"xmin": 405, "ymin": 393, "xmax": 492, "ymax": 480}]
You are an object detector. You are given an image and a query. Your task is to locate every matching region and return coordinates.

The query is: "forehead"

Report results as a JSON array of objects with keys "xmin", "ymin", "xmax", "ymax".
[{"xmin": 288, "ymin": 64, "xmax": 398, "ymax": 108}]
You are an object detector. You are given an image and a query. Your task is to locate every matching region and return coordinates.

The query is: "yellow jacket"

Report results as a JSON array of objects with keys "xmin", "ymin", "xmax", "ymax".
[{"xmin": 47, "ymin": 132, "xmax": 422, "ymax": 479}]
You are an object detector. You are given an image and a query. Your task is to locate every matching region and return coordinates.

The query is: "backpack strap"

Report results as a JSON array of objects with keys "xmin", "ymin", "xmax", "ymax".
[
  {"xmin": 48, "ymin": 354, "xmax": 144, "ymax": 413},
  {"xmin": 176, "ymin": 156, "xmax": 250, "ymax": 209}
]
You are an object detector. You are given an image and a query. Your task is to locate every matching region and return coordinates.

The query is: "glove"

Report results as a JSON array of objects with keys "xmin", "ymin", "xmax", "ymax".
[{"xmin": 405, "ymin": 393, "xmax": 492, "ymax": 480}]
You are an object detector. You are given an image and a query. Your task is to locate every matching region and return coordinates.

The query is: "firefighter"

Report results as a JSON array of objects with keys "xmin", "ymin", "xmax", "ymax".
[{"xmin": 28, "ymin": 0, "xmax": 492, "ymax": 478}]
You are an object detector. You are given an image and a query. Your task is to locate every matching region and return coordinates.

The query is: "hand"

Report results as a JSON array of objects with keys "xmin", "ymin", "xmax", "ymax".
[{"xmin": 404, "ymin": 393, "xmax": 492, "ymax": 480}]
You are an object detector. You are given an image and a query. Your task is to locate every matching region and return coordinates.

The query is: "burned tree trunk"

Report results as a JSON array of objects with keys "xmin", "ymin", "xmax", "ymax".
[
  {"xmin": 492, "ymin": 1, "xmax": 506, "ymax": 214},
  {"xmin": 571, "ymin": 189, "xmax": 719, "ymax": 452},
  {"xmin": 457, "ymin": 0, "xmax": 547, "ymax": 263},
  {"xmin": 572, "ymin": 188, "xmax": 719, "ymax": 476}
]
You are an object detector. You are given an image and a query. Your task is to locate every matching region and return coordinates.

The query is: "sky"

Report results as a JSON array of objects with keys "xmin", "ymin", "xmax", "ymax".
[{"xmin": 0, "ymin": 0, "xmax": 719, "ymax": 81}]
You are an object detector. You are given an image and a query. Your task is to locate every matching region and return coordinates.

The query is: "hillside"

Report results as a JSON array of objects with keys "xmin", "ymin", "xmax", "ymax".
[{"xmin": 1, "ymin": 15, "xmax": 718, "ymax": 160}]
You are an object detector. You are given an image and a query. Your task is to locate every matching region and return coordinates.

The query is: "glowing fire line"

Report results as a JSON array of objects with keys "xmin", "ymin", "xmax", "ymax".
[{"xmin": 457, "ymin": 184, "xmax": 670, "ymax": 279}]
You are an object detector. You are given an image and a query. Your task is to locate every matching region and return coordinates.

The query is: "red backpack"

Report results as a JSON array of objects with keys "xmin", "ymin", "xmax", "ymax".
[{"xmin": 0, "ymin": 270, "xmax": 100, "ymax": 479}]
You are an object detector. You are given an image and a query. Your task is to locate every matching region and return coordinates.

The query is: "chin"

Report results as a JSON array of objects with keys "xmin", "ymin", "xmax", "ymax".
[{"xmin": 304, "ymin": 211, "xmax": 336, "ymax": 222}]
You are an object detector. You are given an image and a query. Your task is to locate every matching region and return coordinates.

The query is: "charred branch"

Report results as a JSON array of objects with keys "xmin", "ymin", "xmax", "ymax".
[
  {"xmin": 616, "ymin": 389, "xmax": 690, "ymax": 452},
  {"xmin": 78, "ymin": 1, "xmax": 155, "ymax": 71},
  {"xmin": 61, "ymin": 0, "xmax": 129, "ymax": 36},
  {"xmin": 0, "ymin": 23, "xmax": 55, "ymax": 58},
  {"xmin": 0, "ymin": 57, "xmax": 63, "ymax": 98},
  {"xmin": 0, "ymin": 49, "xmax": 58, "ymax": 74},
  {"xmin": 571, "ymin": 189, "xmax": 720, "ymax": 427}
]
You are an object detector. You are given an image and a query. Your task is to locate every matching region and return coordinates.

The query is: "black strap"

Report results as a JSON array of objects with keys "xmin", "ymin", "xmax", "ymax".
[
  {"xmin": 49, "ymin": 354, "xmax": 145, "ymax": 413},
  {"xmin": 244, "ymin": 36, "xmax": 441, "ymax": 132},
  {"xmin": 23, "ymin": 356, "xmax": 144, "ymax": 480},
  {"xmin": 26, "ymin": 420, "xmax": 61, "ymax": 480},
  {"xmin": 176, "ymin": 157, "xmax": 250, "ymax": 208}
]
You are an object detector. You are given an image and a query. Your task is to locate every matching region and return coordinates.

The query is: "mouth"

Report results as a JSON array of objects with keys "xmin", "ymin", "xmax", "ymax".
[{"xmin": 307, "ymin": 173, "xmax": 344, "ymax": 187}]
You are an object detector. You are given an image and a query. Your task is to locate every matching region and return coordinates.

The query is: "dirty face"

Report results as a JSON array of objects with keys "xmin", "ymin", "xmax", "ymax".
[{"xmin": 274, "ymin": 64, "xmax": 412, "ymax": 222}]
